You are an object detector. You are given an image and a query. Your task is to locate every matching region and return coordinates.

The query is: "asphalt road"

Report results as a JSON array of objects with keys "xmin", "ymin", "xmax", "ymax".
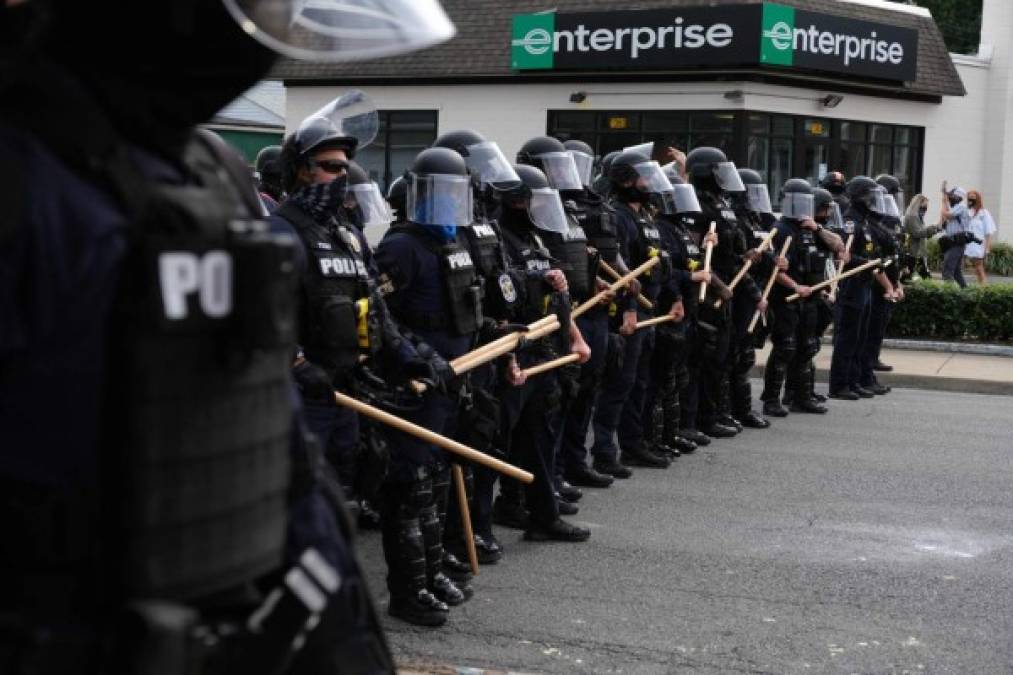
[{"xmin": 357, "ymin": 385, "xmax": 1013, "ymax": 674}]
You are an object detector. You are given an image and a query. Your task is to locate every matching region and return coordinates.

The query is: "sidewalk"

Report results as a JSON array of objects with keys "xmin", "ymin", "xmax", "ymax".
[{"xmin": 753, "ymin": 345, "xmax": 1013, "ymax": 396}]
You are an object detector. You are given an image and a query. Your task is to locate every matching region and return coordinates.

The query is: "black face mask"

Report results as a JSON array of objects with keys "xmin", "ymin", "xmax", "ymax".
[
  {"xmin": 918, "ymin": 207, "xmax": 928, "ymax": 217},
  {"xmin": 828, "ymin": 184, "xmax": 845, "ymax": 195},
  {"xmin": 614, "ymin": 184, "xmax": 646, "ymax": 204},
  {"xmin": 949, "ymin": 197, "xmax": 962, "ymax": 207},
  {"xmin": 500, "ymin": 205, "xmax": 532, "ymax": 229},
  {"xmin": 969, "ymin": 199, "xmax": 978, "ymax": 207}
]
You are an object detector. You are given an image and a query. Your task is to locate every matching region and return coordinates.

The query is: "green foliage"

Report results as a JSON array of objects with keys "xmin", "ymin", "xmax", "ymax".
[
  {"xmin": 901, "ymin": 0, "xmax": 983, "ymax": 55},
  {"xmin": 924, "ymin": 240, "xmax": 1013, "ymax": 276},
  {"xmin": 888, "ymin": 279, "xmax": 1013, "ymax": 342}
]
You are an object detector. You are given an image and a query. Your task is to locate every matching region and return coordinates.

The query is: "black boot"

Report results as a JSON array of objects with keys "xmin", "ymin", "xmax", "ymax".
[
  {"xmin": 702, "ymin": 422, "xmax": 738, "ymax": 438},
  {"xmin": 762, "ymin": 400, "xmax": 789, "ymax": 417},
  {"xmin": 492, "ymin": 494, "xmax": 530, "ymax": 529},
  {"xmin": 739, "ymin": 411, "xmax": 771, "ymax": 429},
  {"xmin": 473, "ymin": 534, "xmax": 503, "ymax": 564},
  {"xmin": 421, "ymin": 504, "xmax": 472, "ymax": 606},
  {"xmin": 384, "ymin": 515, "xmax": 448, "ymax": 627},
  {"xmin": 441, "ymin": 550, "xmax": 473, "ymax": 583},
  {"xmin": 524, "ymin": 517, "xmax": 591, "ymax": 542},
  {"xmin": 679, "ymin": 428, "xmax": 711, "ymax": 446},
  {"xmin": 790, "ymin": 397, "xmax": 827, "ymax": 414},
  {"xmin": 717, "ymin": 414, "xmax": 744, "ymax": 433},
  {"xmin": 620, "ymin": 444, "xmax": 670, "ymax": 468},
  {"xmin": 558, "ymin": 481, "xmax": 583, "ymax": 503},
  {"xmin": 593, "ymin": 456, "xmax": 633, "ymax": 478},
  {"xmin": 667, "ymin": 435, "xmax": 698, "ymax": 454},
  {"xmin": 566, "ymin": 464, "xmax": 615, "ymax": 488}
]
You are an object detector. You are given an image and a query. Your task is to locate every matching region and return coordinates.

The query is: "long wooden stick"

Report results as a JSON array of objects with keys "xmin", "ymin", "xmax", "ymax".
[
  {"xmin": 634, "ymin": 314, "xmax": 675, "ymax": 330},
  {"xmin": 572, "ymin": 256, "xmax": 659, "ymax": 319},
  {"xmin": 599, "ymin": 260, "xmax": 653, "ymax": 310},
  {"xmin": 334, "ymin": 391, "xmax": 534, "ymax": 483},
  {"xmin": 828, "ymin": 233, "xmax": 854, "ymax": 302},
  {"xmin": 786, "ymin": 258, "xmax": 883, "ymax": 302},
  {"xmin": 452, "ymin": 465, "xmax": 479, "ymax": 576},
  {"xmin": 450, "ymin": 315, "xmax": 556, "ymax": 371},
  {"xmin": 451, "ymin": 320, "xmax": 561, "ymax": 375},
  {"xmin": 521, "ymin": 352, "xmax": 580, "ymax": 378},
  {"xmin": 714, "ymin": 229, "xmax": 776, "ymax": 308},
  {"xmin": 698, "ymin": 222, "xmax": 717, "ymax": 302},
  {"xmin": 747, "ymin": 236, "xmax": 793, "ymax": 334}
]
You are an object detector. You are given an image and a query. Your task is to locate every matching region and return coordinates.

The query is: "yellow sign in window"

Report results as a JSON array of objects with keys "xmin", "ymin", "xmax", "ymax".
[{"xmin": 608, "ymin": 117, "xmax": 628, "ymax": 130}]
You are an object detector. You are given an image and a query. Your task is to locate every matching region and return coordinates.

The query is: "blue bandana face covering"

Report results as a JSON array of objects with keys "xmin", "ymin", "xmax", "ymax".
[{"xmin": 421, "ymin": 223, "xmax": 457, "ymax": 243}]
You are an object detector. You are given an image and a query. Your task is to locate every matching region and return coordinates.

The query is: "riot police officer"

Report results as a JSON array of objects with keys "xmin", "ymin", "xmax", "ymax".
[
  {"xmin": 374, "ymin": 147, "xmax": 481, "ymax": 625},
  {"xmin": 495, "ymin": 163, "xmax": 592, "ymax": 541},
  {"xmin": 1, "ymin": 0, "xmax": 457, "ymax": 669},
  {"xmin": 727, "ymin": 168, "xmax": 778, "ymax": 429},
  {"xmin": 682, "ymin": 146, "xmax": 746, "ymax": 439},
  {"xmin": 760, "ymin": 179, "xmax": 843, "ymax": 416},
  {"xmin": 430, "ymin": 129, "xmax": 523, "ymax": 566},
  {"xmin": 255, "ymin": 144, "xmax": 284, "ymax": 211},
  {"xmin": 829, "ymin": 176, "xmax": 892, "ymax": 400},
  {"xmin": 820, "ymin": 170, "xmax": 850, "ymax": 213},
  {"xmin": 556, "ymin": 139, "xmax": 623, "ymax": 489},
  {"xmin": 591, "ymin": 149, "xmax": 677, "ymax": 472},
  {"xmin": 517, "ymin": 136, "xmax": 609, "ymax": 491},
  {"xmin": 644, "ymin": 172, "xmax": 713, "ymax": 457}
]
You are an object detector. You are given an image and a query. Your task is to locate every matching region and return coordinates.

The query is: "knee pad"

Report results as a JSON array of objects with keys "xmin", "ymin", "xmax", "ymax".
[{"xmin": 772, "ymin": 336, "xmax": 797, "ymax": 364}]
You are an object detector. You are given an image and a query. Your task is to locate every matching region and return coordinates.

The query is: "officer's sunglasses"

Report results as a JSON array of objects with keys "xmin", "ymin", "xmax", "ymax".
[{"xmin": 309, "ymin": 158, "xmax": 349, "ymax": 175}]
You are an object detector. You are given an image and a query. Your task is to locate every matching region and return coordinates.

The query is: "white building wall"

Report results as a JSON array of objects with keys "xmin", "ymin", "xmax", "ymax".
[{"xmin": 287, "ymin": 9, "xmax": 1010, "ymax": 242}]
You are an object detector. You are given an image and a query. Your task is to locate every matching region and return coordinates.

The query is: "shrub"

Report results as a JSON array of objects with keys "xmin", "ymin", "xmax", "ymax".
[
  {"xmin": 924, "ymin": 239, "xmax": 1013, "ymax": 276},
  {"xmin": 888, "ymin": 279, "xmax": 1013, "ymax": 343}
]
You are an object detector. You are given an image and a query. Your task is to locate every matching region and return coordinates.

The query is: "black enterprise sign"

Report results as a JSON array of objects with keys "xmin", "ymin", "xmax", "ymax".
[{"xmin": 511, "ymin": 3, "xmax": 918, "ymax": 82}]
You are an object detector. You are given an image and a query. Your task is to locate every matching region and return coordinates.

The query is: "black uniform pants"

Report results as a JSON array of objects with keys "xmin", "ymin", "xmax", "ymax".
[
  {"xmin": 859, "ymin": 289, "xmax": 894, "ymax": 387},
  {"xmin": 694, "ymin": 302, "xmax": 732, "ymax": 429},
  {"xmin": 557, "ymin": 310, "xmax": 610, "ymax": 478},
  {"xmin": 729, "ymin": 285, "xmax": 760, "ymax": 418},
  {"xmin": 644, "ymin": 321, "xmax": 690, "ymax": 447}
]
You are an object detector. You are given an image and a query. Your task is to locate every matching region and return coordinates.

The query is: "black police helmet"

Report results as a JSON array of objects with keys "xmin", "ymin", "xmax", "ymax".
[
  {"xmin": 782, "ymin": 177, "xmax": 813, "ymax": 196},
  {"xmin": 432, "ymin": 129, "xmax": 487, "ymax": 157},
  {"xmin": 599, "ymin": 150, "xmax": 620, "ymax": 175},
  {"xmin": 684, "ymin": 146, "xmax": 729, "ymax": 179},
  {"xmin": 255, "ymin": 145, "xmax": 282, "ymax": 178},
  {"xmin": 563, "ymin": 139, "xmax": 594, "ymax": 156},
  {"xmin": 608, "ymin": 149, "xmax": 650, "ymax": 185},
  {"xmin": 295, "ymin": 117, "xmax": 359, "ymax": 159},
  {"xmin": 813, "ymin": 187, "xmax": 834, "ymax": 212},
  {"xmin": 845, "ymin": 175, "xmax": 879, "ymax": 201},
  {"xmin": 513, "ymin": 163, "xmax": 551, "ymax": 191},
  {"xmin": 875, "ymin": 174, "xmax": 901, "ymax": 196},
  {"xmin": 410, "ymin": 147, "xmax": 469, "ymax": 177},
  {"xmin": 345, "ymin": 160, "xmax": 370, "ymax": 185},
  {"xmin": 819, "ymin": 171, "xmax": 846, "ymax": 192},
  {"xmin": 738, "ymin": 168, "xmax": 764, "ymax": 186},
  {"xmin": 517, "ymin": 135, "xmax": 567, "ymax": 165}
]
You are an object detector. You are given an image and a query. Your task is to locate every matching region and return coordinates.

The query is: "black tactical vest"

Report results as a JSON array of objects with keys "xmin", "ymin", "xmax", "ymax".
[
  {"xmin": 502, "ymin": 226, "xmax": 554, "ymax": 323},
  {"xmin": 629, "ymin": 208, "xmax": 671, "ymax": 298},
  {"xmin": 278, "ymin": 201, "xmax": 371, "ymax": 379},
  {"xmin": 567, "ymin": 193, "xmax": 620, "ymax": 266},
  {"xmin": 110, "ymin": 131, "xmax": 296, "ymax": 601},
  {"xmin": 547, "ymin": 220, "xmax": 593, "ymax": 301},
  {"xmin": 793, "ymin": 226, "xmax": 831, "ymax": 286},
  {"xmin": 461, "ymin": 221, "xmax": 518, "ymax": 320}
]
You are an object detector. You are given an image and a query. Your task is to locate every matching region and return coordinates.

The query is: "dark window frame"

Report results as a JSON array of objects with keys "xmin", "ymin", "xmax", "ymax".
[{"xmin": 357, "ymin": 109, "xmax": 439, "ymax": 192}]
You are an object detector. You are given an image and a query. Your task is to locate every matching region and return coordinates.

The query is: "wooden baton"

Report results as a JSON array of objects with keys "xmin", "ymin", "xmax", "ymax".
[
  {"xmin": 521, "ymin": 352, "xmax": 581, "ymax": 378},
  {"xmin": 452, "ymin": 465, "xmax": 479, "ymax": 576},
  {"xmin": 450, "ymin": 314, "xmax": 556, "ymax": 371},
  {"xmin": 634, "ymin": 314, "xmax": 675, "ymax": 330},
  {"xmin": 572, "ymin": 256, "xmax": 659, "ymax": 319},
  {"xmin": 333, "ymin": 391, "xmax": 534, "ymax": 483},
  {"xmin": 599, "ymin": 260, "xmax": 653, "ymax": 310},
  {"xmin": 747, "ymin": 235, "xmax": 793, "ymax": 334},
  {"xmin": 698, "ymin": 221, "xmax": 717, "ymax": 303},
  {"xmin": 450, "ymin": 319, "xmax": 561, "ymax": 375},
  {"xmin": 828, "ymin": 233, "xmax": 854, "ymax": 302},
  {"xmin": 786, "ymin": 258, "xmax": 883, "ymax": 302},
  {"xmin": 714, "ymin": 228, "xmax": 777, "ymax": 308}
]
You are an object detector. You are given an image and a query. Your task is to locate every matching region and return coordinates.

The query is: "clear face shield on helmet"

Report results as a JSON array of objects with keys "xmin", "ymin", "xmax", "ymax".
[
  {"xmin": 221, "ymin": 0, "xmax": 456, "ymax": 62},
  {"xmin": 746, "ymin": 184, "xmax": 773, "ymax": 214},
  {"xmin": 536, "ymin": 151, "xmax": 583, "ymax": 191},
  {"xmin": 624, "ymin": 141, "xmax": 654, "ymax": 158},
  {"xmin": 568, "ymin": 150, "xmax": 595, "ymax": 188},
  {"xmin": 713, "ymin": 161, "xmax": 746, "ymax": 193},
  {"xmin": 883, "ymin": 194, "xmax": 901, "ymax": 219},
  {"xmin": 666, "ymin": 183, "xmax": 703, "ymax": 214},
  {"xmin": 867, "ymin": 186, "xmax": 888, "ymax": 215},
  {"xmin": 295, "ymin": 89, "xmax": 379, "ymax": 155},
  {"xmin": 781, "ymin": 192, "xmax": 815, "ymax": 220},
  {"xmin": 345, "ymin": 182, "xmax": 393, "ymax": 228},
  {"xmin": 633, "ymin": 161, "xmax": 674, "ymax": 195},
  {"xmin": 464, "ymin": 141, "xmax": 520, "ymax": 190},
  {"xmin": 407, "ymin": 174, "xmax": 473, "ymax": 227},
  {"xmin": 821, "ymin": 202, "xmax": 845, "ymax": 231},
  {"xmin": 528, "ymin": 187, "xmax": 569, "ymax": 234}
]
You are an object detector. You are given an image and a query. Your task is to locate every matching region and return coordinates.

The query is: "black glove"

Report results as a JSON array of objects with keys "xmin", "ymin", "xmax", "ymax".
[
  {"xmin": 293, "ymin": 361, "xmax": 334, "ymax": 403},
  {"xmin": 407, "ymin": 341, "xmax": 457, "ymax": 392},
  {"xmin": 478, "ymin": 318, "xmax": 528, "ymax": 345}
]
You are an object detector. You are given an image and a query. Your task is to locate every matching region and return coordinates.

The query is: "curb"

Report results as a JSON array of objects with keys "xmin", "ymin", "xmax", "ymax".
[
  {"xmin": 749, "ymin": 365, "xmax": 1013, "ymax": 397},
  {"xmin": 820, "ymin": 335, "xmax": 1013, "ymax": 358}
]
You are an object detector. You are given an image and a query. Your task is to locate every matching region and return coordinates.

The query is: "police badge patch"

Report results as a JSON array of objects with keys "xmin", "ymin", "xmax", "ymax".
[
  {"xmin": 844, "ymin": 219, "xmax": 856, "ymax": 234},
  {"xmin": 498, "ymin": 273, "xmax": 518, "ymax": 303}
]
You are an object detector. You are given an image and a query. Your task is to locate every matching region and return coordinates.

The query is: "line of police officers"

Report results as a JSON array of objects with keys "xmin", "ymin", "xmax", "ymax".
[{"xmin": 260, "ymin": 99, "xmax": 912, "ymax": 630}]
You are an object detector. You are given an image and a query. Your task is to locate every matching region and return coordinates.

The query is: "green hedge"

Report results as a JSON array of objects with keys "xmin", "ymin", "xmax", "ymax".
[
  {"xmin": 887, "ymin": 279, "xmax": 1013, "ymax": 342},
  {"xmin": 926, "ymin": 240, "xmax": 1013, "ymax": 276}
]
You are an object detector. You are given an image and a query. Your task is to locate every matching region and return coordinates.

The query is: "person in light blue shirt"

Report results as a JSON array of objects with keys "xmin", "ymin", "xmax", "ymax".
[{"xmin": 940, "ymin": 184, "xmax": 972, "ymax": 287}]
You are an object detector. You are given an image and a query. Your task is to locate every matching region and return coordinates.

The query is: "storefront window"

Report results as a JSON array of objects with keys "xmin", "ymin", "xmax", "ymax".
[
  {"xmin": 355, "ymin": 110, "xmax": 439, "ymax": 191},
  {"xmin": 547, "ymin": 110, "xmax": 923, "ymax": 204}
]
